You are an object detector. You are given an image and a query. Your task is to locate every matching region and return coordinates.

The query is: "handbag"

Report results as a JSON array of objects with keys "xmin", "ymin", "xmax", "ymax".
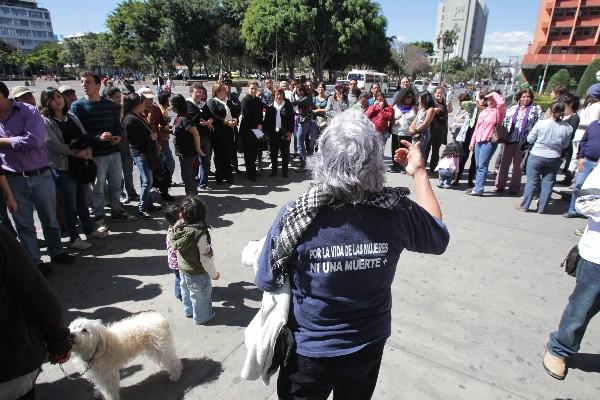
[
  {"xmin": 68, "ymin": 156, "xmax": 97, "ymax": 184},
  {"xmin": 561, "ymin": 245, "xmax": 580, "ymax": 277},
  {"xmin": 491, "ymin": 124, "xmax": 508, "ymax": 143}
]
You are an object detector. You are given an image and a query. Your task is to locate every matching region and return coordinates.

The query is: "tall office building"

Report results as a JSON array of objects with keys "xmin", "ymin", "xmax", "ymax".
[
  {"xmin": 434, "ymin": 0, "xmax": 489, "ymax": 64},
  {"xmin": 0, "ymin": 0, "xmax": 56, "ymax": 51},
  {"xmin": 521, "ymin": 0, "xmax": 600, "ymax": 83}
]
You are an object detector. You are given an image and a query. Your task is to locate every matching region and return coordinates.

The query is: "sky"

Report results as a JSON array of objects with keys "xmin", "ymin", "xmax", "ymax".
[{"xmin": 40, "ymin": 0, "xmax": 539, "ymax": 62}]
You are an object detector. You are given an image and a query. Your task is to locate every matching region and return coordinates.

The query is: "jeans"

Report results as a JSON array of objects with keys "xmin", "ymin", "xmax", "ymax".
[
  {"xmin": 132, "ymin": 154, "xmax": 154, "ymax": 213},
  {"xmin": 198, "ymin": 136, "xmax": 211, "ymax": 188},
  {"xmin": 413, "ymin": 129, "xmax": 430, "ymax": 155},
  {"xmin": 180, "ymin": 272, "xmax": 214, "ymax": 325},
  {"xmin": 174, "ymin": 270, "xmax": 181, "ymax": 300},
  {"xmin": 473, "ymin": 141, "xmax": 497, "ymax": 194},
  {"xmin": 438, "ymin": 168, "xmax": 453, "ymax": 186},
  {"xmin": 277, "ymin": 340, "xmax": 386, "ymax": 400},
  {"xmin": 179, "ymin": 156, "xmax": 197, "ymax": 195},
  {"xmin": 120, "ymin": 151, "xmax": 137, "ymax": 200},
  {"xmin": 52, "ymin": 169, "xmax": 94, "ymax": 242},
  {"xmin": 495, "ymin": 143, "xmax": 524, "ymax": 192},
  {"xmin": 567, "ymin": 158, "xmax": 596, "ymax": 215},
  {"xmin": 93, "ymin": 152, "xmax": 123, "ymax": 217},
  {"xmin": 295, "ymin": 121, "xmax": 318, "ymax": 163},
  {"xmin": 547, "ymin": 258, "xmax": 600, "ymax": 359},
  {"xmin": 520, "ymin": 154, "xmax": 561, "ymax": 213},
  {"xmin": 6, "ymin": 170, "xmax": 63, "ymax": 263}
]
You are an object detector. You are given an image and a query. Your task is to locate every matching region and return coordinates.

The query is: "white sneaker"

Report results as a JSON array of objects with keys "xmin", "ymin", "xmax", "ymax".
[
  {"xmin": 89, "ymin": 230, "xmax": 109, "ymax": 239},
  {"xmin": 69, "ymin": 238, "xmax": 92, "ymax": 250}
]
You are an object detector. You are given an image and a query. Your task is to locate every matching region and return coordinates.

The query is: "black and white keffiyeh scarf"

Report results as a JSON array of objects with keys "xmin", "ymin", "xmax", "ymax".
[{"xmin": 270, "ymin": 185, "xmax": 412, "ymax": 287}]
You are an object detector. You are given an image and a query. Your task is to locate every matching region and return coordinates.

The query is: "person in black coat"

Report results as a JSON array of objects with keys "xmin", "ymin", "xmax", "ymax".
[
  {"xmin": 207, "ymin": 83, "xmax": 238, "ymax": 185},
  {"xmin": 0, "ymin": 224, "xmax": 71, "ymax": 400},
  {"xmin": 263, "ymin": 89, "xmax": 294, "ymax": 177},
  {"xmin": 223, "ymin": 78, "xmax": 241, "ymax": 173},
  {"xmin": 186, "ymin": 95, "xmax": 213, "ymax": 190},
  {"xmin": 239, "ymin": 81, "xmax": 264, "ymax": 181}
]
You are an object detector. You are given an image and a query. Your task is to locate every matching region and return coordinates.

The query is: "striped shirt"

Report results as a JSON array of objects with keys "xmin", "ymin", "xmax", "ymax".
[{"xmin": 70, "ymin": 97, "xmax": 121, "ymax": 157}]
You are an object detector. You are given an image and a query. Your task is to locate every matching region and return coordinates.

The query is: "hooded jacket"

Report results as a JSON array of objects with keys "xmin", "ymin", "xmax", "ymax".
[{"xmin": 169, "ymin": 222, "xmax": 218, "ymax": 278}]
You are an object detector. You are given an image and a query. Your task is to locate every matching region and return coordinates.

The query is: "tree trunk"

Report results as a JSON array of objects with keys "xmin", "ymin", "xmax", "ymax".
[{"xmin": 186, "ymin": 62, "xmax": 195, "ymax": 78}]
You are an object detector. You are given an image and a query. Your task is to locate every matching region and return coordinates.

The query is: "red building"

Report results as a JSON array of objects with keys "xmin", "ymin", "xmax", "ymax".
[{"xmin": 521, "ymin": 0, "xmax": 600, "ymax": 84}]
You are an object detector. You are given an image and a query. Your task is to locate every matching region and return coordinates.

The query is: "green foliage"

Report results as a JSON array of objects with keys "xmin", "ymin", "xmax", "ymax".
[
  {"xmin": 402, "ymin": 45, "xmax": 431, "ymax": 77},
  {"xmin": 576, "ymin": 58, "xmax": 600, "ymax": 97},
  {"xmin": 544, "ymin": 68, "xmax": 570, "ymax": 94},
  {"xmin": 534, "ymin": 94, "xmax": 553, "ymax": 112},
  {"xmin": 410, "ymin": 41, "xmax": 435, "ymax": 56},
  {"xmin": 433, "ymin": 56, "xmax": 465, "ymax": 74}
]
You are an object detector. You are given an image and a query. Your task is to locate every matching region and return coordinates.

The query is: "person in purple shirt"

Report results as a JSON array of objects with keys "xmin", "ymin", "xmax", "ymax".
[
  {"xmin": 255, "ymin": 110, "xmax": 449, "ymax": 400},
  {"xmin": 0, "ymin": 81, "xmax": 74, "ymax": 275}
]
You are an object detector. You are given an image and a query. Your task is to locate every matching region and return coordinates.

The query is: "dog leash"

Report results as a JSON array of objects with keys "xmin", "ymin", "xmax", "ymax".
[{"xmin": 56, "ymin": 342, "xmax": 100, "ymax": 380}]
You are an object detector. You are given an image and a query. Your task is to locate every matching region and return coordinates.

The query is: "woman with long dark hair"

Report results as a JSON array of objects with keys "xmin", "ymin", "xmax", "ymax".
[
  {"xmin": 293, "ymin": 84, "xmax": 317, "ymax": 171},
  {"xmin": 409, "ymin": 91, "xmax": 436, "ymax": 154},
  {"xmin": 264, "ymin": 89, "xmax": 294, "ymax": 177},
  {"xmin": 122, "ymin": 93, "xmax": 161, "ymax": 219},
  {"xmin": 517, "ymin": 102, "xmax": 572, "ymax": 213},
  {"xmin": 207, "ymin": 83, "xmax": 237, "ymax": 185},
  {"xmin": 170, "ymin": 94, "xmax": 205, "ymax": 195},
  {"xmin": 426, "ymin": 87, "xmax": 453, "ymax": 173},
  {"xmin": 41, "ymin": 88, "xmax": 106, "ymax": 249}
]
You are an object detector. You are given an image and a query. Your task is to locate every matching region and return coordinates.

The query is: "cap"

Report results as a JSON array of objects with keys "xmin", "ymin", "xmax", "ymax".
[
  {"xmin": 586, "ymin": 83, "xmax": 600, "ymax": 99},
  {"xmin": 137, "ymin": 87, "xmax": 155, "ymax": 99},
  {"xmin": 58, "ymin": 85, "xmax": 75, "ymax": 94},
  {"xmin": 10, "ymin": 86, "xmax": 32, "ymax": 99}
]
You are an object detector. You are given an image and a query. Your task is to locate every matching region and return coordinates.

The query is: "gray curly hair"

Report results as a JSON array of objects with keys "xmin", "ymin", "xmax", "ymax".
[{"xmin": 308, "ymin": 110, "xmax": 386, "ymax": 201}]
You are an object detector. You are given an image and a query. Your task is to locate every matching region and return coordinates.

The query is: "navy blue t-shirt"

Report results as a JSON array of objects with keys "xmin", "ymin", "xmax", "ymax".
[{"xmin": 255, "ymin": 200, "xmax": 450, "ymax": 358}]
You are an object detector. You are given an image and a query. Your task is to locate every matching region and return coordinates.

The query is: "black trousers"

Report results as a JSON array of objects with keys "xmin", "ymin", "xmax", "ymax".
[
  {"xmin": 213, "ymin": 129, "xmax": 234, "ymax": 182},
  {"xmin": 241, "ymin": 130, "xmax": 258, "ymax": 178},
  {"xmin": 391, "ymin": 135, "xmax": 412, "ymax": 167},
  {"xmin": 277, "ymin": 340, "xmax": 386, "ymax": 400},
  {"xmin": 231, "ymin": 128, "xmax": 239, "ymax": 170},
  {"xmin": 456, "ymin": 138, "xmax": 476, "ymax": 184},
  {"xmin": 270, "ymin": 134, "xmax": 291, "ymax": 175}
]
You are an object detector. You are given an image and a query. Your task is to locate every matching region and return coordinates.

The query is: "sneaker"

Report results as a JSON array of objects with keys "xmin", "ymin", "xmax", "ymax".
[
  {"xmin": 69, "ymin": 238, "xmax": 92, "ymax": 250},
  {"xmin": 148, "ymin": 204, "xmax": 163, "ymax": 211},
  {"xmin": 574, "ymin": 228, "xmax": 584, "ymax": 236},
  {"xmin": 562, "ymin": 212, "xmax": 579, "ymax": 219},
  {"xmin": 543, "ymin": 351, "xmax": 567, "ymax": 380},
  {"xmin": 112, "ymin": 211, "xmax": 138, "ymax": 222},
  {"xmin": 442, "ymin": 183, "xmax": 451, "ymax": 189},
  {"xmin": 138, "ymin": 211, "xmax": 153, "ymax": 220},
  {"xmin": 51, "ymin": 252, "xmax": 75, "ymax": 264},
  {"xmin": 89, "ymin": 230, "xmax": 109, "ymax": 239},
  {"xmin": 37, "ymin": 261, "xmax": 53, "ymax": 277},
  {"xmin": 465, "ymin": 189, "xmax": 483, "ymax": 197}
]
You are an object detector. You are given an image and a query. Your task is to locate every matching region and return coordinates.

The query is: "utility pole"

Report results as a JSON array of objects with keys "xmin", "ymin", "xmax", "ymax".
[
  {"xmin": 539, "ymin": 44, "xmax": 554, "ymax": 95},
  {"xmin": 275, "ymin": 30, "xmax": 278, "ymax": 80}
]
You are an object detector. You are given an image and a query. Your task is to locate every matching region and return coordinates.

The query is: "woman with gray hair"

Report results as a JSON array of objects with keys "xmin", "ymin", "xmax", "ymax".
[{"xmin": 254, "ymin": 110, "xmax": 450, "ymax": 399}]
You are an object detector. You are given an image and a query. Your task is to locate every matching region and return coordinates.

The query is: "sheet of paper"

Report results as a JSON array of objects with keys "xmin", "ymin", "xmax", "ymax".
[{"xmin": 252, "ymin": 129, "xmax": 264, "ymax": 139}]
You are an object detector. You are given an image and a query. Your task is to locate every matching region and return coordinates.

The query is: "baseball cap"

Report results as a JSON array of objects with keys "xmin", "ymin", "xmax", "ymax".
[
  {"xmin": 137, "ymin": 87, "xmax": 155, "ymax": 99},
  {"xmin": 586, "ymin": 83, "xmax": 600, "ymax": 99},
  {"xmin": 58, "ymin": 85, "xmax": 75, "ymax": 94},
  {"xmin": 10, "ymin": 86, "xmax": 32, "ymax": 99}
]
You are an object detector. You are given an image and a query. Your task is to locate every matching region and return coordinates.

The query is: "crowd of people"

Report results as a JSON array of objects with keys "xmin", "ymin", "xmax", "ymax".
[{"xmin": 1, "ymin": 69, "xmax": 600, "ymax": 399}]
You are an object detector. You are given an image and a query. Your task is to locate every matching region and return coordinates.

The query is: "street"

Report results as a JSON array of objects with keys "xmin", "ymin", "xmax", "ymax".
[{"xmin": 3, "ymin": 80, "xmax": 598, "ymax": 400}]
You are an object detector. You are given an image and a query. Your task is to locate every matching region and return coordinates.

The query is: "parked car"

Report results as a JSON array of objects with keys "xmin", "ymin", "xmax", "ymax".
[
  {"xmin": 428, "ymin": 81, "xmax": 439, "ymax": 93},
  {"xmin": 413, "ymin": 79, "xmax": 425, "ymax": 93}
]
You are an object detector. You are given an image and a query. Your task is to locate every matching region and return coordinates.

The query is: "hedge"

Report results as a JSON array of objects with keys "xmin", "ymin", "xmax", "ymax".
[
  {"xmin": 544, "ymin": 69, "xmax": 570, "ymax": 94},
  {"xmin": 576, "ymin": 58, "xmax": 600, "ymax": 97}
]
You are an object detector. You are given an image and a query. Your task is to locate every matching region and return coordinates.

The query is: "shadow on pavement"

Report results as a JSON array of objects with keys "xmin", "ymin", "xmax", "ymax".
[
  {"xmin": 37, "ymin": 357, "xmax": 222, "ymax": 400},
  {"xmin": 201, "ymin": 195, "xmax": 278, "ymax": 228},
  {"xmin": 569, "ymin": 353, "xmax": 600, "ymax": 373},
  {"xmin": 209, "ymin": 281, "xmax": 262, "ymax": 327}
]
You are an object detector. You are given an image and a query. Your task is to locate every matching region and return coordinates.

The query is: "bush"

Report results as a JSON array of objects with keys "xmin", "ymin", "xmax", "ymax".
[
  {"xmin": 544, "ymin": 69, "xmax": 570, "ymax": 94},
  {"xmin": 576, "ymin": 58, "xmax": 600, "ymax": 97},
  {"xmin": 534, "ymin": 94, "xmax": 553, "ymax": 112}
]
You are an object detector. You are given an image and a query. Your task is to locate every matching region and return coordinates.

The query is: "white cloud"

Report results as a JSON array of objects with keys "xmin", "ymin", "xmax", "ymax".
[{"xmin": 482, "ymin": 31, "xmax": 532, "ymax": 62}]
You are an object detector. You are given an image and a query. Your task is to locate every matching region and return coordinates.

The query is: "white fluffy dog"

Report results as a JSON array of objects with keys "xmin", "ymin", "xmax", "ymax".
[
  {"xmin": 241, "ymin": 236, "xmax": 266, "ymax": 274},
  {"xmin": 68, "ymin": 312, "xmax": 183, "ymax": 400}
]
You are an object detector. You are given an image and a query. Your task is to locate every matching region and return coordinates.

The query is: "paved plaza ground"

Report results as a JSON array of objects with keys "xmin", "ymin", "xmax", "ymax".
[{"xmin": 3, "ymin": 80, "xmax": 599, "ymax": 399}]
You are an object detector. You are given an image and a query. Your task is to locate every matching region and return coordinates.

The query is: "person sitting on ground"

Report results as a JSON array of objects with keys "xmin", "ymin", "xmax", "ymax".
[
  {"xmin": 435, "ymin": 142, "xmax": 461, "ymax": 189},
  {"xmin": 254, "ymin": 110, "xmax": 449, "ymax": 400}
]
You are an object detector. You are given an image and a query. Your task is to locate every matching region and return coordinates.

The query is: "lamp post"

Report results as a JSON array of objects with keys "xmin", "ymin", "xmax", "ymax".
[{"xmin": 539, "ymin": 44, "xmax": 554, "ymax": 95}]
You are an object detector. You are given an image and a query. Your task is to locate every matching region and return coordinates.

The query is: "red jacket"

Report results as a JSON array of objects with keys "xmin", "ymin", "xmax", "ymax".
[{"xmin": 366, "ymin": 104, "xmax": 394, "ymax": 133}]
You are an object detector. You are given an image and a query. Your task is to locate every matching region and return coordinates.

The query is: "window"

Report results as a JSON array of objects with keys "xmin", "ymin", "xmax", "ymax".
[
  {"xmin": 0, "ymin": 17, "xmax": 12, "ymax": 25},
  {"xmin": 574, "ymin": 27, "xmax": 597, "ymax": 37},
  {"xmin": 12, "ymin": 9, "xmax": 27, "ymax": 16},
  {"xmin": 1, "ymin": 7, "xmax": 10, "ymax": 15},
  {"xmin": 18, "ymin": 19, "xmax": 29, "ymax": 27},
  {"xmin": 549, "ymin": 27, "xmax": 571, "ymax": 37}
]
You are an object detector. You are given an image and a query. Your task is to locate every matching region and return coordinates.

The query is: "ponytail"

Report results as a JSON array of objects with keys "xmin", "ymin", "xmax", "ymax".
[{"xmin": 549, "ymin": 101, "xmax": 565, "ymax": 122}]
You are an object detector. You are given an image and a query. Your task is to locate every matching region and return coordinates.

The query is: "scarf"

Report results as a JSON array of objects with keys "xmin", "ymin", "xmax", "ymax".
[
  {"xmin": 270, "ymin": 184, "xmax": 412, "ymax": 287},
  {"xmin": 214, "ymin": 97, "xmax": 233, "ymax": 121},
  {"xmin": 274, "ymin": 100, "xmax": 284, "ymax": 132},
  {"xmin": 509, "ymin": 105, "xmax": 531, "ymax": 143}
]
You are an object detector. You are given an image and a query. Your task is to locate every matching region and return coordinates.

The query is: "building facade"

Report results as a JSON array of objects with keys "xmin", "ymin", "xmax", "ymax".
[
  {"xmin": 521, "ymin": 0, "xmax": 600, "ymax": 83},
  {"xmin": 0, "ymin": 0, "xmax": 55, "ymax": 51},
  {"xmin": 434, "ymin": 0, "xmax": 489, "ymax": 64}
]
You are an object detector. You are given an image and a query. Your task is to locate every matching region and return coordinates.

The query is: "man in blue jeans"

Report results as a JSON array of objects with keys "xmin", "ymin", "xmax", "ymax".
[
  {"xmin": 71, "ymin": 72, "xmax": 137, "ymax": 225},
  {"xmin": 0, "ymin": 81, "xmax": 74, "ymax": 275},
  {"xmin": 545, "ymin": 163, "xmax": 600, "ymax": 380}
]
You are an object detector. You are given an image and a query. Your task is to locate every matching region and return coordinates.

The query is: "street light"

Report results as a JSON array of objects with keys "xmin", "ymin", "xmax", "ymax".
[{"xmin": 539, "ymin": 44, "xmax": 554, "ymax": 95}]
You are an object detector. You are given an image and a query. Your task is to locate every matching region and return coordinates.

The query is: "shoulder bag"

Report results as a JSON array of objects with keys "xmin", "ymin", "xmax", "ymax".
[{"xmin": 560, "ymin": 245, "xmax": 580, "ymax": 277}]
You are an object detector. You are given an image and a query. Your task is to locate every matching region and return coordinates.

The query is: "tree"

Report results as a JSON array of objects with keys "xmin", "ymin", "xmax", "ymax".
[
  {"xmin": 0, "ymin": 40, "xmax": 20, "ymax": 75},
  {"xmin": 433, "ymin": 56, "xmax": 465, "ymax": 74},
  {"xmin": 545, "ymin": 68, "xmax": 570, "ymax": 94},
  {"xmin": 411, "ymin": 41, "xmax": 435, "ymax": 56},
  {"xmin": 576, "ymin": 58, "xmax": 600, "ymax": 97},
  {"xmin": 26, "ymin": 42, "xmax": 65, "ymax": 76},
  {"xmin": 61, "ymin": 37, "xmax": 85, "ymax": 74},
  {"xmin": 402, "ymin": 45, "xmax": 432, "ymax": 78}
]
